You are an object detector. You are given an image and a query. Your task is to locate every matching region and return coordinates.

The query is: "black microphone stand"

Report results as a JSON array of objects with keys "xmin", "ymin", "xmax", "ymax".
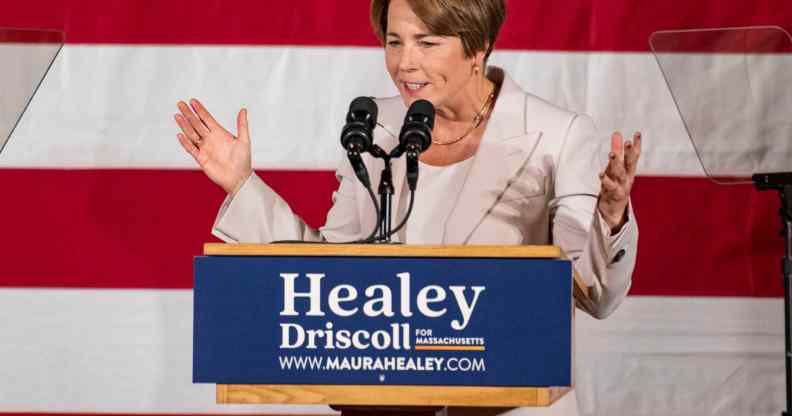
[
  {"xmin": 369, "ymin": 144, "xmax": 396, "ymax": 243},
  {"xmin": 752, "ymin": 172, "xmax": 792, "ymax": 416},
  {"xmin": 364, "ymin": 99, "xmax": 433, "ymax": 244}
]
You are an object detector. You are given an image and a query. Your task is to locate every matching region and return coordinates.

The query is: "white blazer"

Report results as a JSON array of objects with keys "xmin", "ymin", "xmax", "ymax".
[{"xmin": 212, "ymin": 67, "xmax": 638, "ymax": 320}]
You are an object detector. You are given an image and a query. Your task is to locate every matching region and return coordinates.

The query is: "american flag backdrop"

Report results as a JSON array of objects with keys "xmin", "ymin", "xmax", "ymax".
[{"xmin": 0, "ymin": 1, "xmax": 789, "ymax": 415}]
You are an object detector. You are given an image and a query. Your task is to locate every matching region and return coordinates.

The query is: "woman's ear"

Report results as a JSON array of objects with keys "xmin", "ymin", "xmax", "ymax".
[
  {"xmin": 479, "ymin": 42, "xmax": 491, "ymax": 63},
  {"xmin": 474, "ymin": 49, "xmax": 487, "ymax": 72}
]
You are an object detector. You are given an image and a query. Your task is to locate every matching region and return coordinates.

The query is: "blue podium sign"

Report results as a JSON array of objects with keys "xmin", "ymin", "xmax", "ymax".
[{"xmin": 193, "ymin": 249, "xmax": 572, "ymax": 388}]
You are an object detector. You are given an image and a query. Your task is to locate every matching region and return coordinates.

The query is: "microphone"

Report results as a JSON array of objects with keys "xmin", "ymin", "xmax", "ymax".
[
  {"xmin": 340, "ymin": 97, "xmax": 378, "ymax": 188},
  {"xmin": 399, "ymin": 99, "xmax": 434, "ymax": 154},
  {"xmin": 397, "ymin": 99, "xmax": 435, "ymax": 190}
]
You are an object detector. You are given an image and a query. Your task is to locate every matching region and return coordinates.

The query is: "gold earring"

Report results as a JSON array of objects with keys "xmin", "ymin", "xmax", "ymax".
[{"xmin": 474, "ymin": 65, "xmax": 480, "ymax": 74}]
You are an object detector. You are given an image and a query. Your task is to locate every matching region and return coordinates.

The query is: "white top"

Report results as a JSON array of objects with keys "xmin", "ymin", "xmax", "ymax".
[{"xmin": 405, "ymin": 158, "xmax": 475, "ymax": 244}]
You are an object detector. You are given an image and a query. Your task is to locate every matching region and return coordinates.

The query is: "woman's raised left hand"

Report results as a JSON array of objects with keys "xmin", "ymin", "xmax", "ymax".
[{"xmin": 598, "ymin": 131, "xmax": 641, "ymax": 233}]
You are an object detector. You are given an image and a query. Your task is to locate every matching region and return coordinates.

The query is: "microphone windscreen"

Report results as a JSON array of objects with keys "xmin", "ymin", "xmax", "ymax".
[
  {"xmin": 349, "ymin": 96, "xmax": 378, "ymax": 130},
  {"xmin": 407, "ymin": 99, "xmax": 435, "ymax": 129}
]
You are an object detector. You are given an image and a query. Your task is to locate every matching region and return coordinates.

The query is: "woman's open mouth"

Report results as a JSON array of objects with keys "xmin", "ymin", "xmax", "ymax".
[{"xmin": 404, "ymin": 82, "xmax": 429, "ymax": 92}]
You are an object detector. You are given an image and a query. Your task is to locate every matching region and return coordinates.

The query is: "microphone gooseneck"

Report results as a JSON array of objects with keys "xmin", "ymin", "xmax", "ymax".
[
  {"xmin": 338, "ymin": 98, "xmax": 437, "ymax": 244},
  {"xmin": 398, "ymin": 99, "xmax": 435, "ymax": 191},
  {"xmin": 339, "ymin": 96, "xmax": 383, "ymax": 244},
  {"xmin": 340, "ymin": 96, "xmax": 378, "ymax": 187},
  {"xmin": 374, "ymin": 99, "xmax": 435, "ymax": 243}
]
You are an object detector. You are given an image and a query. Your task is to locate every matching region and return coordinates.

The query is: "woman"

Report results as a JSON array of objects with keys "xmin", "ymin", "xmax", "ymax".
[{"xmin": 175, "ymin": 0, "xmax": 640, "ymax": 414}]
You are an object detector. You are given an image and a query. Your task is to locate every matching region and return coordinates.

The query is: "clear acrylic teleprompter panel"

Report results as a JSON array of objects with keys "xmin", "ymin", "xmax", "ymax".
[
  {"xmin": 0, "ymin": 28, "xmax": 63, "ymax": 155},
  {"xmin": 650, "ymin": 26, "xmax": 792, "ymax": 183}
]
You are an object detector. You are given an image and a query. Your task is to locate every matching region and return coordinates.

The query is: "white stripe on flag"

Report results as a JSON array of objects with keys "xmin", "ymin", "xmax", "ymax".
[
  {"xmin": 0, "ymin": 288, "xmax": 333, "ymax": 414},
  {"xmin": 0, "ymin": 289, "xmax": 782, "ymax": 414},
  {"xmin": 2, "ymin": 45, "xmax": 705, "ymax": 175}
]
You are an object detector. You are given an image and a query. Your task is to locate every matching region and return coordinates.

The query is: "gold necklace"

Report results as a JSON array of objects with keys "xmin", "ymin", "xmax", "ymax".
[{"xmin": 432, "ymin": 91, "xmax": 496, "ymax": 146}]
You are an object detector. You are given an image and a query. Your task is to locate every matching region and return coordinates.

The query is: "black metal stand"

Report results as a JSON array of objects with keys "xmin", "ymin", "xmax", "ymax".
[
  {"xmin": 378, "ymin": 161, "xmax": 394, "ymax": 242},
  {"xmin": 369, "ymin": 145, "xmax": 395, "ymax": 243},
  {"xmin": 752, "ymin": 172, "xmax": 792, "ymax": 416}
]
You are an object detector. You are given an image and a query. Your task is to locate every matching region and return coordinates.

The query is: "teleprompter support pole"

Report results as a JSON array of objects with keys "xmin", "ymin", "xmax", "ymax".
[
  {"xmin": 752, "ymin": 173, "xmax": 792, "ymax": 416},
  {"xmin": 782, "ymin": 185, "xmax": 792, "ymax": 416}
]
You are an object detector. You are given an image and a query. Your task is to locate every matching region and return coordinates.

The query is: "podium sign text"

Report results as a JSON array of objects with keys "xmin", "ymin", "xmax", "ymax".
[{"xmin": 193, "ymin": 246, "xmax": 572, "ymax": 389}]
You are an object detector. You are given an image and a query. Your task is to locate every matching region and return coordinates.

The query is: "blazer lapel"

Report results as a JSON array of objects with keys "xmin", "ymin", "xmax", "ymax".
[
  {"xmin": 443, "ymin": 70, "xmax": 543, "ymax": 244},
  {"xmin": 443, "ymin": 131, "xmax": 542, "ymax": 244}
]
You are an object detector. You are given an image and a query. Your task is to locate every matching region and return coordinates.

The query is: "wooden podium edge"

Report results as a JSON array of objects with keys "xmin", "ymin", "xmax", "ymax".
[
  {"xmin": 216, "ymin": 384, "xmax": 572, "ymax": 407},
  {"xmin": 202, "ymin": 243, "xmax": 590, "ymax": 301},
  {"xmin": 203, "ymin": 243, "xmax": 563, "ymax": 258}
]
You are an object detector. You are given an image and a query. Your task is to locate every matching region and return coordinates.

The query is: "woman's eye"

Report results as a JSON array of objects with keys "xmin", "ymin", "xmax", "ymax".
[
  {"xmin": 386, "ymin": 40, "xmax": 401, "ymax": 47},
  {"xmin": 419, "ymin": 41, "xmax": 437, "ymax": 47}
]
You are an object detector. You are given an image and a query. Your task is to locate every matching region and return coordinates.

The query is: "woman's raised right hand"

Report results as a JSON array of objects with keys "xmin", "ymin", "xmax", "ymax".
[{"xmin": 175, "ymin": 99, "xmax": 253, "ymax": 195}]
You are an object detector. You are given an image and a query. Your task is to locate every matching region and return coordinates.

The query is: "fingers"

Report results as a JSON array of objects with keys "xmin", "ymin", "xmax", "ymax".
[
  {"xmin": 601, "ymin": 131, "xmax": 628, "ymax": 198},
  {"xmin": 610, "ymin": 132, "xmax": 624, "ymax": 159},
  {"xmin": 624, "ymin": 131, "xmax": 642, "ymax": 176},
  {"xmin": 599, "ymin": 172, "xmax": 623, "ymax": 200},
  {"xmin": 177, "ymin": 133, "xmax": 200, "ymax": 162},
  {"xmin": 606, "ymin": 130, "xmax": 643, "ymax": 183},
  {"xmin": 190, "ymin": 98, "xmax": 221, "ymax": 131},
  {"xmin": 177, "ymin": 100, "xmax": 210, "ymax": 137},
  {"xmin": 605, "ymin": 149, "xmax": 627, "ymax": 184},
  {"xmin": 237, "ymin": 108, "xmax": 250, "ymax": 143},
  {"xmin": 601, "ymin": 130, "xmax": 642, "ymax": 211},
  {"xmin": 174, "ymin": 111, "xmax": 202, "ymax": 146}
]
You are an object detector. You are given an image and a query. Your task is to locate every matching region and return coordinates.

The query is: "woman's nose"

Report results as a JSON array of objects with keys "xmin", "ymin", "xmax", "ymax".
[{"xmin": 398, "ymin": 45, "xmax": 418, "ymax": 72}]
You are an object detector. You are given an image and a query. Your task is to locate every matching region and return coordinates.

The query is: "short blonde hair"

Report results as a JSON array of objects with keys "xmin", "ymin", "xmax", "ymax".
[{"xmin": 370, "ymin": 0, "xmax": 506, "ymax": 61}]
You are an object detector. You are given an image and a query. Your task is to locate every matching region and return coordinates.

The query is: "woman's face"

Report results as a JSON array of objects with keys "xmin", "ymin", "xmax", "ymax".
[{"xmin": 384, "ymin": 0, "xmax": 481, "ymax": 111}]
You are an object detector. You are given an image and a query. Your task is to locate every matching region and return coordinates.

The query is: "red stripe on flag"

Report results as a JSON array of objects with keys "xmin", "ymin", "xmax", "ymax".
[
  {"xmin": 650, "ymin": 27, "xmax": 792, "ymax": 54},
  {"xmin": 0, "ymin": 28, "xmax": 63, "ymax": 44},
  {"xmin": 632, "ymin": 177, "xmax": 782, "ymax": 297},
  {"xmin": 0, "ymin": 169, "xmax": 783, "ymax": 297},
  {"xmin": 0, "ymin": 169, "xmax": 335, "ymax": 289},
  {"xmin": 0, "ymin": 1, "xmax": 789, "ymax": 51}
]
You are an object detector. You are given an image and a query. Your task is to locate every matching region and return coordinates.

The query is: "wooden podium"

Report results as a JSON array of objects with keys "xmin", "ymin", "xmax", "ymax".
[{"xmin": 195, "ymin": 244, "xmax": 586, "ymax": 414}]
